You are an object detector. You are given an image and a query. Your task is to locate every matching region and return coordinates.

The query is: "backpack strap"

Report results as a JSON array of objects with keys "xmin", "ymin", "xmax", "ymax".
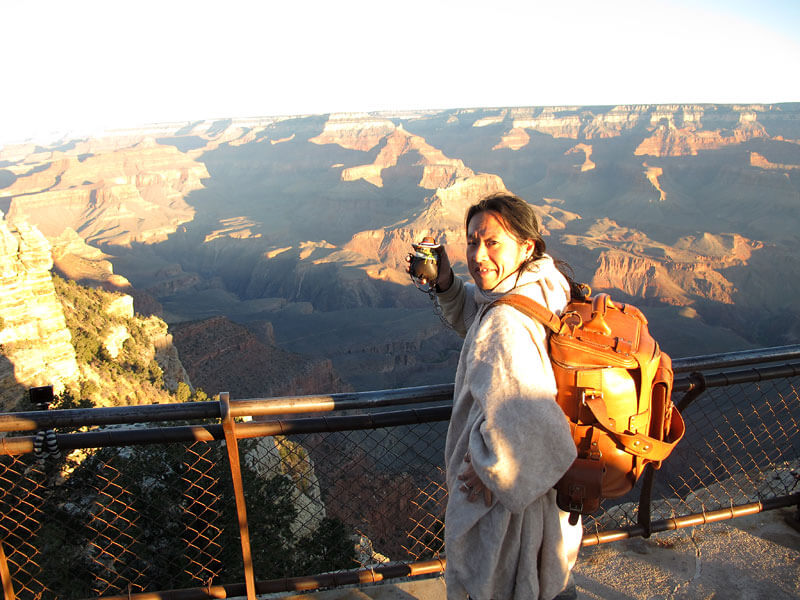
[
  {"xmin": 581, "ymin": 392, "xmax": 685, "ymax": 461},
  {"xmin": 485, "ymin": 294, "xmax": 562, "ymax": 333}
]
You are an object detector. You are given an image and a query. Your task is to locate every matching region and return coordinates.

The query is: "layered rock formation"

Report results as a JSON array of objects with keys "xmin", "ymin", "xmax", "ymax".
[
  {"xmin": 0, "ymin": 211, "xmax": 194, "ymax": 410},
  {"xmin": 634, "ymin": 110, "xmax": 768, "ymax": 157},
  {"xmin": 337, "ymin": 126, "xmax": 475, "ymax": 189},
  {"xmin": 0, "ymin": 215, "xmax": 79, "ymax": 408},
  {"xmin": 3, "ymin": 138, "xmax": 209, "ymax": 246},
  {"xmin": 751, "ymin": 152, "xmax": 800, "ymax": 170},
  {"xmin": 566, "ymin": 143, "xmax": 596, "ymax": 172},
  {"xmin": 492, "ymin": 127, "xmax": 530, "ymax": 151},
  {"xmin": 563, "ymin": 220, "xmax": 762, "ymax": 306},
  {"xmin": 345, "ymin": 170, "xmax": 507, "ymax": 271},
  {"xmin": 309, "ymin": 114, "xmax": 397, "ymax": 151},
  {"xmin": 51, "ymin": 274, "xmax": 192, "ymax": 406},
  {"xmin": 475, "ymin": 105, "xmax": 777, "ymax": 155},
  {"xmin": 51, "ymin": 228, "xmax": 132, "ymax": 290}
]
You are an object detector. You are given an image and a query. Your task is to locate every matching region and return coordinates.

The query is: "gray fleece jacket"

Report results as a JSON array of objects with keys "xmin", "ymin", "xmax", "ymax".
[{"xmin": 438, "ymin": 255, "xmax": 582, "ymax": 600}]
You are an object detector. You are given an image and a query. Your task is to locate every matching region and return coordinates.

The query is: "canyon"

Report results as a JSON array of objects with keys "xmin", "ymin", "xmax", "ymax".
[{"xmin": 1, "ymin": 103, "xmax": 799, "ymax": 400}]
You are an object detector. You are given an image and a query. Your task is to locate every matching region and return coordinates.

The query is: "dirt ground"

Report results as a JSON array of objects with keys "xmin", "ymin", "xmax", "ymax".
[{"xmin": 270, "ymin": 506, "xmax": 800, "ymax": 600}]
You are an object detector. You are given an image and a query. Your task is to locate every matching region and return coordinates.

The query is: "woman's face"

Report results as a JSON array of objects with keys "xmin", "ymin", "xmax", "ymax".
[{"xmin": 466, "ymin": 210, "xmax": 534, "ymax": 291}]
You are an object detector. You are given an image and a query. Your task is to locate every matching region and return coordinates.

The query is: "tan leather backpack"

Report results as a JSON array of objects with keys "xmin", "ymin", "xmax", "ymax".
[{"xmin": 489, "ymin": 291, "xmax": 685, "ymax": 522}]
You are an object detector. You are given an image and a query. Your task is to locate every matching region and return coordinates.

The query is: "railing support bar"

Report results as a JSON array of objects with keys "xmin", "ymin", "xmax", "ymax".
[
  {"xmin": 219, "ymin": 392, "xmax": 256, "ymax": 600},
  {"xmin": 582, "ymin": 493, "xmax": 800, "ymax": 547},
  {"xmin": 636, "ymin": 463, "xmax": 656, "ymax": 538},
  {"xmin": 676, "ymin": 371, "xmax": 707, "ymax": 412}
]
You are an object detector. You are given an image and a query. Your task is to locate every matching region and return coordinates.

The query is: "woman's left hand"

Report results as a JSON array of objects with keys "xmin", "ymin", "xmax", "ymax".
[{"xmin": 458, "ymin": 453, "xmax": 493, "ymax": 507}]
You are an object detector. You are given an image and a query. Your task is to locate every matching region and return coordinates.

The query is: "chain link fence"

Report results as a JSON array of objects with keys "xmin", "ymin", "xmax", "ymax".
[{"xmin": 0, "ymin": 348, "xmax": 798, "ymax": 599}]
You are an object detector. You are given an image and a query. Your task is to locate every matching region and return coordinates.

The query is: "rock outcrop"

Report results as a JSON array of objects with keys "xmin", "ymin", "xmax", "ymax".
[
  {"xmin": 635, "ymin": 109, "xmax": 769, "ymax": 157},
  {"xmin": 338, "ymin": 125, "xmax": 474, "ymax": 189},
  {"xmin": 565, "ymin": 221, "xmax": 763, "ymax": 307},
  {"xmin": 345, "ymin": 171, "xmax": 507, "ymax": 272},
  {"xmin": 0, "ymin": 215, "xmax": 79, "ymax": 409},
  {"xmin": 51, "ymin": 228, "xmax": 132, "ymax": 290},
  {"xmin": 482, "ymin": 105, "xmax": 774, "ymax": 155},
  {"xmin": 492, "ymin": 127, "xmax": 531, "ymax": 151},
  {"xmin": 750, "ymin": 152, "xmax": 800, "ymax": 170},
  {"xmin": 566, "ymin": 143, "xmax": 596, "ymax": 172},
  {"xmin": 310, "ymin": 114, "xmax": 397, "ymax": 151}
]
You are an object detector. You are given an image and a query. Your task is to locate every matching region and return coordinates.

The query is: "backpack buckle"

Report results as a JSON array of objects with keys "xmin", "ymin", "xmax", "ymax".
[
  {"xmin": 581, "ymin": 389, "xmax": 602, "ymax": 406},
  {"xmin": 565, "ymin": 487, "xmax": 585, "ymax": 513}
]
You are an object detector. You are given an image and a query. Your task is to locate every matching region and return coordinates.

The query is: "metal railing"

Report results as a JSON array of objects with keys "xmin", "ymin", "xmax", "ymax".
[{"xmin": 0, "ymin": 345, "xmax": 798, "ymax": 599}]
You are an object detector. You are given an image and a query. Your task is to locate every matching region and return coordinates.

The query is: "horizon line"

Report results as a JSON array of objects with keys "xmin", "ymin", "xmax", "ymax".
[{"xmin": 3, "ymin": 101, "xmax": 799, "ymax": 148}]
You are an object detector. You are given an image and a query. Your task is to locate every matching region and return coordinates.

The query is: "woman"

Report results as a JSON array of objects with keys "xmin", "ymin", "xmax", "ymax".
[{"xmin": 430, "ymin": 192, "xmax": 582, "ymax": 600}]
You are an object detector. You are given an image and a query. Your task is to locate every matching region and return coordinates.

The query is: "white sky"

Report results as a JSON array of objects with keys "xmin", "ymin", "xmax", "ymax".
[{"xmin": 2, "ymin": 0, "xmax": 800, "ymax": 143}]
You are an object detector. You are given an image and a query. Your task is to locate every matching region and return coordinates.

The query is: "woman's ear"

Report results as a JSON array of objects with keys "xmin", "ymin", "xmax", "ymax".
[{"xmin": 525, "ymin": 239, "xmax": 536, "ymax": 256}]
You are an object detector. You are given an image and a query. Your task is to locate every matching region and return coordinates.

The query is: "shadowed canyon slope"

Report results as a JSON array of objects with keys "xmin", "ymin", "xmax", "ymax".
[{"xmin": 2, "ymin": 104, "xmax": 799, "ymax": 395}]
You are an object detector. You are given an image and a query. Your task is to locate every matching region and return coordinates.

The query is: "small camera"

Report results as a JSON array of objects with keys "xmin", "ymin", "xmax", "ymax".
[
  {"xmin": 29, "ymin": 385, "xmax": 54, "ymax": 410},
  {"xmin": 408, "ymin": 237, "xmax": 441, "ymax": 288}
]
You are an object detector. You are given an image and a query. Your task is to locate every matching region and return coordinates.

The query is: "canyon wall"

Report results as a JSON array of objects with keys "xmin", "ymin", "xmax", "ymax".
[{"xmin": 1, "ymin": 103, "xmax": 798, "ymax": 397}]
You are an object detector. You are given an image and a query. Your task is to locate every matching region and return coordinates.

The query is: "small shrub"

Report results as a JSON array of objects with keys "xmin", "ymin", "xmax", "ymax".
[{"xmin": 175, "ymin": 381, "xmax": 191, "ymax": 403}]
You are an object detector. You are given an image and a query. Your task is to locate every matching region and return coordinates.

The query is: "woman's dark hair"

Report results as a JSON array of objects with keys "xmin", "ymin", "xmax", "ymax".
[{"xmin": 466, "ymin": 191, "xmax": 585, "ymax": 298}]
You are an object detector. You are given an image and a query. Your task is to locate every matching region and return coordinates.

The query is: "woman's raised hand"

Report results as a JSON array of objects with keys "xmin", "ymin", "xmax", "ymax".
[
  {"xmin": 434, "ymin": 245, "xmax": 453, "ymax": 292},
  {"xmin": 405, "ymin": 242, "xmax": 453, "ymax": 291}
]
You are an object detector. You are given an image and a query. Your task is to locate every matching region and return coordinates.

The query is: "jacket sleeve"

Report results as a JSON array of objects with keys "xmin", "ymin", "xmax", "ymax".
[
  {"xmin": 466, "ymin": 305, "xmax": 576, "ymax": 514},
  {"xmin": 435, "ymin": 275, "xmax": 475, "ymax": 338}
]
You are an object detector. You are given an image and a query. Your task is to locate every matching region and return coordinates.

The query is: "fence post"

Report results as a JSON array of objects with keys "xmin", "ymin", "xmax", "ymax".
[
  {"xmin": 0, "ymin": 539, "xmax": 15, "ymax": 600},
  {"xmin": 219, "ymin": 392, "xmax": 256, "ymax": 600}
]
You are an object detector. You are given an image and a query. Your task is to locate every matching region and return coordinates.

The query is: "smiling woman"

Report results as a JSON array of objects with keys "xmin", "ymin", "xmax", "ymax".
[
  {"xmin": 466, "ymin": 206, "xmax": 538, "ymax": 292},
  {"xmin": 429, "ymin": 192, "xmax": 584, "ymax": 599}
]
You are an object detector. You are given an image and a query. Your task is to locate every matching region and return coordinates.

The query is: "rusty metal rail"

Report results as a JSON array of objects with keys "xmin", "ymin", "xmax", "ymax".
[
  {"xmin": 1, "ymin": 359, "xmax": 798, "ymax": 455},
  {"xmin": 0, "ymin": 345, "xmax": 797, "ymax": 599},
  {"xmin": 1, "ymin": 345, "xmax": 797, "ymax": 434}
]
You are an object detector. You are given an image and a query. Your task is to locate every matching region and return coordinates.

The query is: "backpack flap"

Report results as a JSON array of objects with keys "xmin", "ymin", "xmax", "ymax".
[
  {"xmin": 556, "ymin": 456, "xmax": 604, "ymax": 522},
  {"xmin": 549, "ymin": 296, "xmax": 642, "ymax": 370}
]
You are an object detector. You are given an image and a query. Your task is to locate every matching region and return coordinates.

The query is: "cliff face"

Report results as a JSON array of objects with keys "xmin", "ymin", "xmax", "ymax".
[
  {"xmin": 565, "ymin": 220, "xmax": 762, "ymax": 307},
  {"xmin": 480, "ymin": 105, "xmax": 775, "ymax": 155},
  {"xmin": 0, "ymin": 213, "xmax": 192, "ymax": 410},
  {"xmin": 51, "ymin": 274, "xmax": 193, "ymax": 407},
  {"xmin": 51, "ymin": 228, "xmax": 132, "ymax": 291},
  {"xmin": 170, "ymin": 316, "xmax": 351, "ymax": 399},
  {"xmin": 0, "ymin": 216, "xmax": 79, "ymax": 408}
]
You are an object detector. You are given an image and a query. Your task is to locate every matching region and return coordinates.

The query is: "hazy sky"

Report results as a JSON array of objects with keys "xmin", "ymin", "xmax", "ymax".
[{"xmin": 2, "ymin": 0, "xmax": 799, "ymax": 143}]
